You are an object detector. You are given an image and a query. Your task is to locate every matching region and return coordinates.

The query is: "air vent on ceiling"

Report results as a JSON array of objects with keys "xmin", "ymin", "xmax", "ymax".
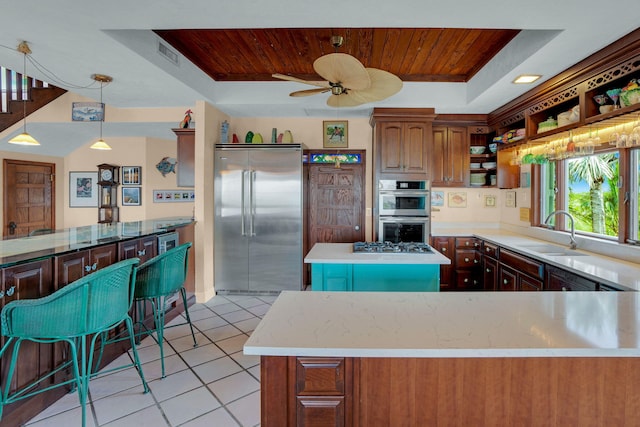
[{"xmin": 158, "ymin": 42, "xmax": 179, "ymax": 66}]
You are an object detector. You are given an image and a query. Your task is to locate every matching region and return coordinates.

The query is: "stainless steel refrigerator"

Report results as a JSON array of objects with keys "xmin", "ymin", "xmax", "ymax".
[{"xmin": 214, "ymin": 144, "xmax": 302, "ymax": 294}]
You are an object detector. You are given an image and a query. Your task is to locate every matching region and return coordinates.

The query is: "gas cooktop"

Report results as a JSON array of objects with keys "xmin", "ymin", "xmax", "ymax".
[{"xmin": 353, "ymin": 241, "xmax": 433, "ymax": 254}]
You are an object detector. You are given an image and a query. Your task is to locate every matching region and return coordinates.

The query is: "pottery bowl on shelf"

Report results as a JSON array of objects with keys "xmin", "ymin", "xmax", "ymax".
[
  {"xmin": 470, "ymin": 173, "xmax": 486, "ymax": 186},
  {"xmin": 470, "ymin": 162, "xmax": 481, "ymax": 169},
  {"xmin": 489, "ymin": 143, "xmax": 498, "ymax": 153},
  {"xmin": 482, "ymin": 161, "xmax": 497, "ymax": 169},
  {"xmin": 470, "ymin": 146, "xmax": 486, "ymax": 154}
]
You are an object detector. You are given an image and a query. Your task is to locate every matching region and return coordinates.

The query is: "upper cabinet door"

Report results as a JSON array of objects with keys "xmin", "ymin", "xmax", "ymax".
[{"xmin": 378, "ymin": 122, "xmax": 428, "ymax": 177}]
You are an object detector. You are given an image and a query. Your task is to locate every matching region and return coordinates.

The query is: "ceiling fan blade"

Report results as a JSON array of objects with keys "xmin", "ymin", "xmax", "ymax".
[
  {"xmin": 348, "ymin": 68, "xmax": 403, "ymax": 103},
  {"xmin": 313, "ymin": 53, "xmax": 371, "ymax": 91},
  {"xmin": 290, "ymin": 88, "xmax": 331, "ymax": 97},
  {"xmin": 326, "ymin": 93, "xmax": 367, "ymax": 108},
  {"xmin": 272, "ymin": 73, "xmax": 330, "ymax": 89}
]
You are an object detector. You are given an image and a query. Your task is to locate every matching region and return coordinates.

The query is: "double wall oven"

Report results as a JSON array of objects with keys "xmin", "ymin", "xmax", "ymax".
[{"xmin": 377, "ymin": 179, "xmax": 431, "ymax": 243}]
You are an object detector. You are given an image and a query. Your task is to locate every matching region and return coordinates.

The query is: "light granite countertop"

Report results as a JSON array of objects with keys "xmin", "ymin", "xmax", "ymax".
[
  {"xmin": 304, "ymin": 243, "xmax": 451, "ymax": 265},
  {"xmin": 432, "ymin": 227, "xmax": 640, "ymax": 291},
  {"xmin": 244, "ymin": 290, "xmax": 640, "ymax": 358}
]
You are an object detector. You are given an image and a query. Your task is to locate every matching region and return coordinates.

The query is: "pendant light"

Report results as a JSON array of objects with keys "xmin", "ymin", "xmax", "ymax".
[
  {"xmin": 8, "ymin": 41, "xmax": 40, "ymax": 146},
  {"xmin": 90, "ymin": 73, "xmax": 112, "ymax": 150}
]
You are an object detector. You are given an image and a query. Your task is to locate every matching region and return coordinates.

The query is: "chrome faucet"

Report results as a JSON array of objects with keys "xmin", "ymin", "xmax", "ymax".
[{"xmin": 544, "ymin": 210, "xmax": 577, "ymax": 249}]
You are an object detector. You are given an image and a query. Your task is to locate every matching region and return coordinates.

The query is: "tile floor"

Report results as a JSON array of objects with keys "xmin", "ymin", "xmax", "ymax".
[{"xmin": 25, "ymin": 294, "xmax": 275, "ymax": 427}]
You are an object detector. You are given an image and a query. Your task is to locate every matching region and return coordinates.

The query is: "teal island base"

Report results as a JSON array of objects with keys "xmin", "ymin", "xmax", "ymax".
[{"xmin": 311, "ymin": 263, "xmax": 440, "ymax": 292}]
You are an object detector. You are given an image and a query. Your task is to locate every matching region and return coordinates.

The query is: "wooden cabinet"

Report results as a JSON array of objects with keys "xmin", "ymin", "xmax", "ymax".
[
  {"xmin": 118, "ymin": 236, "xmax": 157, "ymax": 264},
  {"xmin": 296, "ymin": 357, "xmax": 348, "ymax": 427},
  {"xmin": 261, "ymin": 356, "xmax": 352, "ymax": 427},
  {"xmin": 370, "ymin": 108, "xmax": 436, "ymax": 181},
  {"xmin": 173, "ymin": 128, "xmax": 195, "ymax": 187},
  {"xmin": 378, "ymin": 121, "xmax": 429, "ymax": 176},
  {"xmin": 497, "ymin": 248, "xmax": 544, "ymax": 291},
  {"xmin": 432, "ymin": 125, "xmax": 469, "ymax": 186},
  {"xmin": 545, "ymin": 264, "xmax": 598, "ymax": 291},
  {"xmin": 54, "ymin": 243, "xmax": 117, "ymax": 288},
  {"xmin": 0, "ymin": 259, "xmax": 55, "ymax": 421},
  {"xmin": 430, "ymin": 236, "xmax": 453, "ymax": 290},
  {"xmin": 481, "ymin": 241, "xmax": 499, "ymax": 291},
  {"xmin": 430, "ymin": 236, "xmax": 481, "ymax": 291}
]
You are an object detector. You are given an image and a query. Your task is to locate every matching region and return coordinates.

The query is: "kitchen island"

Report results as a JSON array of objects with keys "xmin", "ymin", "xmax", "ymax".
[
  {"xmin": 244, "ymin": 291, "xmax": 640, "ymax": 426},
  {"xmin": 304, "ymin": 243, "xmax": 450, "ymax": 292}
]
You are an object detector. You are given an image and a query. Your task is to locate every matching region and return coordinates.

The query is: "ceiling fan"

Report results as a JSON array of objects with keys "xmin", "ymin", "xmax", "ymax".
[{"xmin": 272, "ymin": 36, "xmax": 403, "ymax": 107}]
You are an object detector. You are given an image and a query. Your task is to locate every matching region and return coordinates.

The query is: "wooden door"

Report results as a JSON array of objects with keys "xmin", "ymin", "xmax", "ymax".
[
  {"xmin": 305, "ymin": 154, "xmax": 366, "ymax": 285},
  {"xmin": 379, "ymin": 123, "xmax": 403, "ymax": 174},
  {"xmin": 404, "ymin": 122, "xmax": 428, "ymax": 175},
  {"xmin": 3, "ymin": 159, "xmax": 55, "ymax": 238}
]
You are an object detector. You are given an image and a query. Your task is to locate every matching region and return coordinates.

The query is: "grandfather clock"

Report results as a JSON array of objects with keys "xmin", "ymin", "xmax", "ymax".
[{"xmin": 97, "ymin": 163, "xmax": 120, "ymax": 223}]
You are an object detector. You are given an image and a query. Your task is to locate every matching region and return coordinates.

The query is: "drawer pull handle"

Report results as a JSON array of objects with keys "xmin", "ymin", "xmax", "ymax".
[
  {"xmin": 137, "ymin": 249, "xmax": 146, "ymax": 256},
  {"xmin": 441, "ymin": 248, "xmax": 446, "ymax": 252},
  {"xmin": 474, "ymin": 259, "xmax": 479, "ymax": 264},
  {"xmin": 486, "ymin": 268, "xmax": 492, "ymax": 273},
  {"xmin": 474, "ymin": 242, "xmax": 479, "ymax": 247},
  {"xmin": 465, "ymin": 242, "xmax": 470, "ymax": 246},
  {"xmin": 486, "ymin": 247, "xmax": 491, "ymax": 252},
  {"xmin": 464, "ymin": 257, "xmax": 470, "ymax": 262},
  {"xmin": 562, "ymin": 286, "xmax": 567, "ymax": 291},
  {"xmin": 464, "ymin": 278, "xmax": 469, "ymax": 283},
  {"xmin": 6, "ymin": 286, "xmax": 15, "ymax": 297},
  {"xmin": 503, "ymin": 279, "xmax": 509, "ymax": 284}
]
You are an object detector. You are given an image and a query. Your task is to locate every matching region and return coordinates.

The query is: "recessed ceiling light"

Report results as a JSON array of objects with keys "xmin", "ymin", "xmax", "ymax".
[{"xmin": 513, "ymin": 74, "xmax": 541, "ymax": 84}]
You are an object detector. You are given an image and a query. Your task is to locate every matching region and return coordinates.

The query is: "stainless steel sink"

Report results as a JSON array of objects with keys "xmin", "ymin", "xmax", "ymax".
[{"xmin": 519, "ymin": 243, "xmax": 589, "ymax": 257}]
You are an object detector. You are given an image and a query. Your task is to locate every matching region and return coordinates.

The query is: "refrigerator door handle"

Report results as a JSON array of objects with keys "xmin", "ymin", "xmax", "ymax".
[
  {"xmin": 241, "ymin": 170, "xmax": 248, "ymax": 236},
  {"xmin": 250, "ymin": 170, "xmax": 256, "ymax": 236}
]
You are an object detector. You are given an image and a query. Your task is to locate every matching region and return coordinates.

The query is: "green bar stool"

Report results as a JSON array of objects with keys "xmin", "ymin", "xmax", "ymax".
[
  {"xmin": 134, "ymin": 242, "xmax": 197, "ymax": 378},
  {"xmin": 0, "ymin": 258, "xmax": 149, "ymax": 427}
]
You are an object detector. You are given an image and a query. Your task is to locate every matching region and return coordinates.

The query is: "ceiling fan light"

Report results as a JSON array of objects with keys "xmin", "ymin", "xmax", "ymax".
[
  {"xmin": 331, "ymin": 86, "xmax": 343, "ymax": 96},
  {"xmin": 90, "ymin": 139, "xmax": 112, "ymax": 150},
  {"xmin": 8, "ymin": 132, "xmax": 40, "ymax": 146}
]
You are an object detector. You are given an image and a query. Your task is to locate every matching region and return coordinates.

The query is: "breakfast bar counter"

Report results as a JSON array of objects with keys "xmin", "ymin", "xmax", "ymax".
[
  {"xmin": 304, "ymin": 242, "xmax": 450, "ymax": 292},
  {"xmin": 245, "ymin": 291, "xmax": 640, "ymax": 426}
]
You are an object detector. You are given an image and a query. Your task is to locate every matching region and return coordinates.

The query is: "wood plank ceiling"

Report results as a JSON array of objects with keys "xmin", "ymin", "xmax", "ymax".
[{"xmin": 154, "ymin": 28, "xmax": 519, "ymax": 83}]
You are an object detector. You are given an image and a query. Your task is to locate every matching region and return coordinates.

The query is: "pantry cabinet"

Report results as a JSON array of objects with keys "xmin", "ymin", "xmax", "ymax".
[{"xmin": 431, "ymin": 125, "xmax": 469, "ymax": 186}]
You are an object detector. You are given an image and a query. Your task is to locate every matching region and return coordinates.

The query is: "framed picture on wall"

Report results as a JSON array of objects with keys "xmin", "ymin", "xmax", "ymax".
[
  {"xmin": 323, "ymin": 120, "xmax": 348, "ymax": 148},
  {"xmin": 122, "ymin": 187, "xmax": 141, "ymax": 206},
  {"xmin": 69, "ymin": 171, "xmax": 98, "ymax": 207},
  {"xmin": 122, "ymin": 166, "xmax": 141, "ymax": 185}
]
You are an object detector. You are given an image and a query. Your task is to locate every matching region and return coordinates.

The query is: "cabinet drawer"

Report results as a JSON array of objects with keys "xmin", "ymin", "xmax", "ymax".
[
  {"xmin": 455, "ymin": 237, "xmax": 480, "ymax": 249},
  {"xmin": 296, "ymin": 358, "xmax": 346, "ymax": 395},
  {"xmin": 482, "ymin": 241, "xmax": 498, "ymax": 259},
  {"xmin": 500, "ymin": 249, "xmax": 544, "ymax": 280},
  {"xmin": 455, "ymin": 270, "xmax": 482, "ymax": 290},
  {"xmin": 455, "ymin": 250, "xmax": 480, "ymax": 268},
  {"xmin": 297, "ymin": 396, "xmax": 345, "ymax": 427}
]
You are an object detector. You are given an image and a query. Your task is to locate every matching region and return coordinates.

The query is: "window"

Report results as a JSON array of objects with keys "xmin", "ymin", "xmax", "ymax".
[{"xmin": 540, "ymin": 148, "xmax": 625, "ymax": 241}]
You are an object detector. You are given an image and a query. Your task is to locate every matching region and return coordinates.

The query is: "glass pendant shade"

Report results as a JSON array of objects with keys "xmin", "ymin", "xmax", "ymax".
[
  {"xmin": 9, "ymin": 131, "xmax": 40, "ymax": 146},
  {"xmin": 90, "ymin": 139, "xmax": 111, "ymax": 150}
]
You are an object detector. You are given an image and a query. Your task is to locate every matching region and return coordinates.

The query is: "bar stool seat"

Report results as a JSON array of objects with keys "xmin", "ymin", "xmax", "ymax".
[
  {"xmin": 133, "ymin": 242, "xmax": 197, "ymax": 378},
  {"xmin": 0, "ymin": 258, "xmax": 149, "ymax": 427}
]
